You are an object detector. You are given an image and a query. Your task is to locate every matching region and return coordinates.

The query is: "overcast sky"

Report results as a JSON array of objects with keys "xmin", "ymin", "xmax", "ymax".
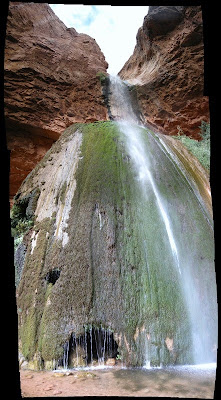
[{"xmin": 49, "ymin": 4, "xmax": 149, "ymax": 75}]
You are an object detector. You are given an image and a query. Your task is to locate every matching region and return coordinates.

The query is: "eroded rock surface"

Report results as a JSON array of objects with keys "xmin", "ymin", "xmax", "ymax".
[
  {"xmin": 4, "ymin": 2, "xmax": 108, "ymax": 203},
  {"xmin": 119, "ymin": 6, "xmax": 209, "ymax": 138}
]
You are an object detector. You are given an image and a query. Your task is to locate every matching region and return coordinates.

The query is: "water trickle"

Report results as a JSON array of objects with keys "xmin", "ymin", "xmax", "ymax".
[
  {"xmin": 89, "ymin": 326, "xmax": 93, "ymax": 365},
  {"xmin": 63, "ymin": 340, "xmax": 69, "ymax": 370},
  {"xmin": 61, "ymin": 326, "xmax": 118, "ymax": 369}
]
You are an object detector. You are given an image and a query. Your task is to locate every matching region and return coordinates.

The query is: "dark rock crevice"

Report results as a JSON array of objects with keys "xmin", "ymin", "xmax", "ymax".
[{"xmin": 59, "ymin": 326, "xmax": 119, "ymax": 368}]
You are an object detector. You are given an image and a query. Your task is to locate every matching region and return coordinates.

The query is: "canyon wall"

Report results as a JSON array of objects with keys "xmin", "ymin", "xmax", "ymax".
[
  {"xmin": 4, "ymin": 2, "xmax": 108, "ymax": 203},
  {"xmin": 5, "ymin": 4, "xmax": 210, "ymax": 203},
  {"xmin": 119, "ymin": 6, "xmax": 209, "ymax": 139}
]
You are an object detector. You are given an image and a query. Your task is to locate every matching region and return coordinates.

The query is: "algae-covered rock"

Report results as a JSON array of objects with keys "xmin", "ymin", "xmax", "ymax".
[{"xmin": 14, "ymin": 121, "xmax": 217, "ymax": 369}]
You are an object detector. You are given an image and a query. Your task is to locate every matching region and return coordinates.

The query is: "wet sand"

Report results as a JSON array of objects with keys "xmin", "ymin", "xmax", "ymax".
[{"xmin": 20, "ymin": 364, "xmax": 216, "ymax": 398}]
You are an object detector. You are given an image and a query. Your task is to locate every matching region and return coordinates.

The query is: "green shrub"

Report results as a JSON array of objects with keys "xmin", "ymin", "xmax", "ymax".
[
  {"xmin": 11, "ymin": 188, "xmax": 40, "ymax": 238},
  {"xmin": 173, "ymin": 121, "xmax": 210, "ymax": 171},
  {"xmin": 96, "ymin": 71, "xmax": 108, "ymax": 85},
  {"xmin": 12, "ymin": 219, "xmax": 34, "ymax": 238}
]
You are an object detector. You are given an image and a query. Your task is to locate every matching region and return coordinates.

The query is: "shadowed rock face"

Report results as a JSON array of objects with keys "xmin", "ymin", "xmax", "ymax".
[
  {"xmin": 144, "ymin": 6, "xmax": 185, "ymax": 38},
  {"xmin": 13, "ymin": 121, "xmax": 216, "ymax": 370},
  {"xmin": 4, "ymin": 2, "xmax": 108, "ymax": 204},
  {"xmin": 119, "ymin": 6, "xmax": 209, "ymax": 138}
]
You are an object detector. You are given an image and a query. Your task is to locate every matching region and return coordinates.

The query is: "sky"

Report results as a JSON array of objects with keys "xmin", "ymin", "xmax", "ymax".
[{"xmin": 49, "ymin": 4, "xmax": 149, "ymax": 75}]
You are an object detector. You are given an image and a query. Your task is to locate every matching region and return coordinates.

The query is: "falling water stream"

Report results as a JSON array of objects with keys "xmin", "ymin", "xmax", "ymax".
[
  {"xmin": 50, "ymin": 75, "xmax": 217, "ymax": 396},
  {"xmin": 109, "ymin": 76, "xmax": 181, "ymax": 275},
  {"xmin": 108, "ymin": 75, "xmax": 217, "ymax": 368}
]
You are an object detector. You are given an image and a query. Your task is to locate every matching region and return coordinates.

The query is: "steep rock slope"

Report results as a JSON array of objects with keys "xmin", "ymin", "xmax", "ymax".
[
  {"xmin": 119, "ymin": 6, "xmax": 209, "ymax": 138},
  {"xmin": 4, "ymin": 2, "xmax": 108, "ymax": 203}
]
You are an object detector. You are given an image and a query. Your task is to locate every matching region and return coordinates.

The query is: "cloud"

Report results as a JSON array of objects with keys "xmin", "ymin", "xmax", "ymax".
[
  {"xmin": 50, "ymin": 5, "xmax": 149, "ymax": 75},
  {"xmin": 50, "ymin": 4, "xmax": 94, "ymax": 30},
  {"xmin": 84, "ymin": 5, "xmax": 100, "ymax": 26}
]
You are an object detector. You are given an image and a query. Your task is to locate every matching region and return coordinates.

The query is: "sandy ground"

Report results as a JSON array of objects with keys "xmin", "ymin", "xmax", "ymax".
[{"xmin": 19, "ymin": 366, "xmax": 216, "ymax": 398}]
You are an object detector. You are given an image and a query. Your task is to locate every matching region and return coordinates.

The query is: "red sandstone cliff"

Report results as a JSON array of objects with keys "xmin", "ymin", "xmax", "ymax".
[
  {"xmin": 119, "ymin": 6, "xmax": 209, "ymax": 139},
  {"xmin": 4, "ymin": 2, "xmax": 108, "ymax": 203}
]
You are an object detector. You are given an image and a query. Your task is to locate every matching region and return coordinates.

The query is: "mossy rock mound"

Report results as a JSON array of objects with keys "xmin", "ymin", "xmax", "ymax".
[{"xmin": 14, "ymin": 121, "xmax": 217, "ymax": 369}]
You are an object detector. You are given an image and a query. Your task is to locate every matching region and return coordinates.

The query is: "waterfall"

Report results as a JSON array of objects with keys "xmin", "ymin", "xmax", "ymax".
[
  {"xmin": 15, "ymin": 73, "xmax": 217, "ymax": 370},
  {"xmin": 109, "ymin": 75, "xmax": 180, "ymax": 275},
  {"xmin": 108, "ymin": 75, "xmax": 217, "ymax": 366}
]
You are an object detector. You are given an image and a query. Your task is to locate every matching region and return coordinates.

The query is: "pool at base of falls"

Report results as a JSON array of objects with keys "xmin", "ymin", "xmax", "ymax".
[
  {"xmin": 21, "ymin": 362, "xmax": 216, "ymax": 398},
  {"xmin": 53, "ymin": 362, "xmax": 216, "ymax": 374}
]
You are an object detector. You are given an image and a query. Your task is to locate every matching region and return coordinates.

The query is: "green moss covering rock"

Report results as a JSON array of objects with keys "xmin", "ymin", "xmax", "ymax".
[{"xmin": 14, "ymin": 121, "xmax": 216, "ymax": 369}]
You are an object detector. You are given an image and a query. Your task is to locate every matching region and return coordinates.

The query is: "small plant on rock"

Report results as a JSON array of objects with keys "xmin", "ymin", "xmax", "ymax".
[{"xmin": 173, "ymin": 121, "xmax": 210, "ymax": 171}]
